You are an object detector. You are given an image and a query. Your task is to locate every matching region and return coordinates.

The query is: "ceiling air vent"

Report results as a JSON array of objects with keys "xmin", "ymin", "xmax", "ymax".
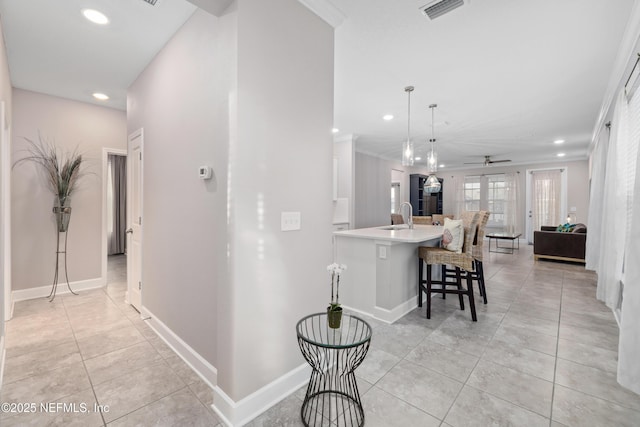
[
  {"xmin": 420, "ymin": 0, "xmax": 467, "ymax": 20},
  {"xmin": 142, "ymin": 0, "xmax": 158, "ymax": 5}
]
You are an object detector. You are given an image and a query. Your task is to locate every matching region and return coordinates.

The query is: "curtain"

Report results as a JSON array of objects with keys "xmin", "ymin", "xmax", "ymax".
[
  {"xmin": 596, "ymin": 91, "xmax": 629, "ymax": 309},
  {"xmin": 619, "ymin": 112, "xmax": 640, "ymax": 395},
  {"xmin": 618, "ymin": 78, "xmax": 640, "ymax": 394},
  {"xmin": 585, "ymin": 128, "xmax": 609, "ymax": 270},
  {"xmin": 531, "ymin": 169, "xmax": 562, "ymax": 233},
  {"xmin": 108, "ymin": 154, "xmax": 127, "ymax": 255},
  {"xmin": 503, "ymin": 172, "xmax": 519, "ymax": 234}
]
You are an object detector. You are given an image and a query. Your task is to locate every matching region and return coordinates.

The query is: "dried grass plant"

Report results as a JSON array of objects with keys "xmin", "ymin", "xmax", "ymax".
[{"xmin": 13, "ymin": 135, "xmax": 86, "ymax": 207}]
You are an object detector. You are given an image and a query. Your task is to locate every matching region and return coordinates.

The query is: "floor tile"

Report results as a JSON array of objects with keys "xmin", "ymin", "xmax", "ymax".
[
  {"xmin": 355, "ymin": 348, "xmax": 400, "ymax": 384},
  {"xmin": 3, "ymin": 341, "xmax": 81, "ymax": 384},
  {"xmin": 445, "ymin": 386, "xmax": 549, "ymax": 427},
  {"xmin": 0, "ymin": 364, "xmax": 91, "ymax": 405},
  {"xmin": 491, "ymin": 323, "xmax": 558, "ymax": 356},
  {"xmin": 467, "ymin": 360, "xmax": 553, "ymax": 417},
  {"xmin": 0, "ymin": 387, "xmax": 103, "ymax": 427},
  {"xmin": 362, "ymin": 386, "xmax": 440, "ymax": 427},
  {"xmin": 557, "ymin": 337, "xmax": 618, "ymax": 373},
  {"xmin": 84, "ymin": 341, "xmax": 163, "ymax": 385},
  {"xmin": 107, "ymin": 387, "xmax": 218, "ymax": 426},
  {"xmin": 552, "ymin": 385, "xmax": 640, "ymax": 427},
  {"xmin": 555, "ymin": 358, "xmax": 640, "ymax": 412},
  {"xmin": 404, "ymin": 337, "xmax": 479, "ymax": 382},
  {"xmin": 245, "ymin": 394, "xmax": 307, "ymax": 427},
  {"xmin": 76, "ymin": 323, "xmax": 145, "ymax": 360},
  {"xmin": 376, "ymin": 359, "xmax": 463, "ymax": 419},
  {"xmin": 482, "ymin": 339, "xmax": 556, "ymax": 381},
  {"xmin": 92, "ymin": 361, "xmax": 185, "ymax": 423}
]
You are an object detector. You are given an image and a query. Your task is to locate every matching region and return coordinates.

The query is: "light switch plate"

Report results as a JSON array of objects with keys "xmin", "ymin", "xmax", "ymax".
[{"xmin": 281, "ymin": 212, "xmax": 301, "ymax": 231}]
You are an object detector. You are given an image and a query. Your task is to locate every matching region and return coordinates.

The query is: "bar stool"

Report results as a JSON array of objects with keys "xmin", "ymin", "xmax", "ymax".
[
  {"xmin": 413, "ymin": 216, "xmax": 432, "ymax": 225},
  {"xmin": 418, "ymin": 213, "xmax": 480, "ymax": 321},
  {"xmin": 443, "ymin": 211, "xmax": 490, "ymax": 304},
  {"xmin": 472, "ymin": 211, "xmax": 490, "ymax": 303}
]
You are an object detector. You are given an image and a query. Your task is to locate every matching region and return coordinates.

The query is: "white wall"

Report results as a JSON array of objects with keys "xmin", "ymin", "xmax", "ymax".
[
  {"xmin": 11, "ymin": 90, "xmax": 126, "ymax": 291},
  {"xmin": 354, "ymin": 151, "xmax": 426, "ymax": 228},
  {"xmin": 127, "ymin": 8, "xmax": 227, "ymax": 369},
  {"xmin": 129, "ymin": 1, "xmax": 334, "ymax": 420},
  {"xmin": 0, "ymin": 14, "xmax": 13, "ymax": 372},
  {"xmin": 219, "ymin": 0, "xmax": 334, "ymax": 403}
]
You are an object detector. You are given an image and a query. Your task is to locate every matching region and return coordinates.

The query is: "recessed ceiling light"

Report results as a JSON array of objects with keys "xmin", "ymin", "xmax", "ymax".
[
  {"xmin": 415, "ymin": 156, "xmax": 422, "ymax": 161},
  {"xmin": 439, "ymin": 164, "xmax": 445, "ymax": 168},
  {"xmin": 82, "ymin": 9, "xmax": 109, "ymax": 25},
  {"xmin": 332, "ymin": 128, "xmax": 339, "ymax": 133},
  {"xmin": 554, "ymin": 139, "xmax": 565, "ymax": 144},
  {"xmin": 383, "ymin": 114, "xmax": 394, "ymax": 121},
  {"xmin": 557, "ymin": 153, "xmax": 566, "ymax": 157},
  {"xmin": 93, "ymin": 93, "xmax": 109, "ymax": 101}
]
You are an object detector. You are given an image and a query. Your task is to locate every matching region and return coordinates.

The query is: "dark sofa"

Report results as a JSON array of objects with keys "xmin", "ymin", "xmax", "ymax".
[{"xmin": 533, "ymin": 225, "xmax": 586, "ymax": 263}]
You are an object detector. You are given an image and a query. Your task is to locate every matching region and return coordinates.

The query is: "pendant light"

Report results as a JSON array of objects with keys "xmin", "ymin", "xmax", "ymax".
[
  {"xmin": 424, "ymin": 104, "xmax": 441, "ymax": 193},
  {"xmin": 402, "ymin": 86, "xmax": 415, "ymax": 166}
]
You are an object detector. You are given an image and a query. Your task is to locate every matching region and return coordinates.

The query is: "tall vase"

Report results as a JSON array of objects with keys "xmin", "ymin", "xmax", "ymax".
[{"xmin": 53, "ymin": 197, "xmax": 72, "ymax": 232}]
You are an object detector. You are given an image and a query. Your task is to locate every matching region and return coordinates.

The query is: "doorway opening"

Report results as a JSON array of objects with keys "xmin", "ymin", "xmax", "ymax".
[
  {"xmin": 102, "ymin": 148, "xmax": 127, "ymax": 300},
  {"xmin": 525, "ymin": 167, "xmax": 567, "ymax": 243}
]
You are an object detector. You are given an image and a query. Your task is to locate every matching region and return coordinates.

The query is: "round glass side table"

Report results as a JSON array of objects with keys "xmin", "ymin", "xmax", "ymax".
[{"xmin": 296, "ymin": 312, "xmax": 372, "ymax": 427}]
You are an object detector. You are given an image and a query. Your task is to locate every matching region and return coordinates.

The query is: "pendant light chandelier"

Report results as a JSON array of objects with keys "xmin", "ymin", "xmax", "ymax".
[
  {"xmin": 402, "ymin": 86, "xmax": 415, "ymax": 166},
  {"xmin": 424, "ymin": 103, "xmax": 441, "ymax": 193}
]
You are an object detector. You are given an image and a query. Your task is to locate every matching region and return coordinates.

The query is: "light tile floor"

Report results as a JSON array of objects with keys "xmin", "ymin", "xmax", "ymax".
[
  {"xmin": 2, "ymin": 248, "xmax": 640, "ymax": 426},
  {"xmin": 1, "ymin": 254, "xmax": 221, "ymax": 426}
]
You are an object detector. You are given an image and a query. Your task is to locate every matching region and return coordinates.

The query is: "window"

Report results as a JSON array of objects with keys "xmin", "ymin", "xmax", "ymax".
[
  {"xmin": 391, "ymin": 182, "xmax": 400, "ymax": 214},
  {"xmin": 463, "ymin": 174, "xmax": 507, "ymax": 226},
  {"xmin": 464, "ymin": 176, "xmax": 481, "ymax": 211}
]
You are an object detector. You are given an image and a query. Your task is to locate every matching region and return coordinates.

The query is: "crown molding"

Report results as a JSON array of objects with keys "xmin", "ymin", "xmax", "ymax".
[{"xmin": 297, "ymin": 0, "xmax": 346, "ymax": 28}]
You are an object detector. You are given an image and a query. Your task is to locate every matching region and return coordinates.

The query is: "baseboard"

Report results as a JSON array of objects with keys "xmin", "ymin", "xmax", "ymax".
[
  {"xmin": 11, "ymin": 277, "xmax": 105, "ymax": 302},
  {"xmin": 212, "ymin": 362, "xmax": 311, "ymax": 426},
  {"xmin": 145, "ymin": 308, "xmax": 217, "ymax": 388},
  {"xmin": 342, "ymin": 297, "xmax": 418, "ymax": 324}
]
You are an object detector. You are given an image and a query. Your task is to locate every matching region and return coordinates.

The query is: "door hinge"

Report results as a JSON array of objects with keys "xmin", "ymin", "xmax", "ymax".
[
  {"xmin": 138, "ymin": 216, "xmax": 142, "ymax": 225},
  {"xmin": 139, "ymin": 152, "xmax": 142, "ymax": 160},
  {"xmin": 138, "ymin": 281, "xmax": 142, "ymax": 290}
]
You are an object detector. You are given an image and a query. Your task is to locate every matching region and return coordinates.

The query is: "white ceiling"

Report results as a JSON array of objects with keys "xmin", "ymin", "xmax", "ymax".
[
  {"xmin": 0, "ymin": 0, "xmax": 635, "ymax": 169},
  {"xmin": 0, "ymin": 0, "xmax": 196, "ymax": 110}
]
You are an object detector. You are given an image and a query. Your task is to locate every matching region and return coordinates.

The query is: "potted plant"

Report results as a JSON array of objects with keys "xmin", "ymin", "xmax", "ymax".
[
  {"xmin": 327, "ymin": 263, "xmax": 347, "ymax": 328},
  {"xmin": 14, "ymin": 135, "xmax": 85, "ymax": 232}
]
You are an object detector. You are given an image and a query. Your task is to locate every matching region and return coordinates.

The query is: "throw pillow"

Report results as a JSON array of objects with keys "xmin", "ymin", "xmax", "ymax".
[
  {"xmin": 442, "ymin": 218, "xmax": 464, "ymax": 253},
  {"xmin": 573, "ymin": 223, "xmax": 587, "ymax": 233},
  {"xmin": 556, "ymin": 223, "xmax": 576, "ymax": 233}
]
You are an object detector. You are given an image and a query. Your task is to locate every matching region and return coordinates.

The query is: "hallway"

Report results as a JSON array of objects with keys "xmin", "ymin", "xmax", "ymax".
[{"xmin": 0, "ymin": 255, "xmax": 220, "ymax": 426}]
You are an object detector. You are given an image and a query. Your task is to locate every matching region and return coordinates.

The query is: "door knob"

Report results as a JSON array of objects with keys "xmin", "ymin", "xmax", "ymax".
[{"xmin": 126, "ymin": 228, "xmax": 133, "ymax": 234}]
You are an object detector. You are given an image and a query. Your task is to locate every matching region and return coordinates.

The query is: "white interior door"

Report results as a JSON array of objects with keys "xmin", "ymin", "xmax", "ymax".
[{"xmin": 127, "ymin": 129, "xmax": 143, "ymax": 311}]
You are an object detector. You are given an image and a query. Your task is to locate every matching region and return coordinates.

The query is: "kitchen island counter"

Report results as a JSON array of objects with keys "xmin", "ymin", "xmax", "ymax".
[{"xmin": 333, "ymin": 224, "xmax": 442, "ymax": 323}]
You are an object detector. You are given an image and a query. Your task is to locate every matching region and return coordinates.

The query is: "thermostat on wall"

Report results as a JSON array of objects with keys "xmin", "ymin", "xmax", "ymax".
[{"xmin": 198, "ymin": 166, "xmax": 212, "ymax": 180}]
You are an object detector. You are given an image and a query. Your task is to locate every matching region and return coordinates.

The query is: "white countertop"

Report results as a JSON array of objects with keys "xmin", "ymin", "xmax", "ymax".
[{"xmin": 333, "ymin": 224, "xmax": 443, "ymax": 243}]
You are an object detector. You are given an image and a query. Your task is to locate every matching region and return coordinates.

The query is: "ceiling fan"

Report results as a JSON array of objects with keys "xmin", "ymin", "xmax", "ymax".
[{"xmin": 464, "ymin": 155, "xmax": 512, "ymax": 167}]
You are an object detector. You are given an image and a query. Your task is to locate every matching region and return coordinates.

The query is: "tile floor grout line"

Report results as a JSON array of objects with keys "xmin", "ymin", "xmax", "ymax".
[
  {"xmin": 548, "ymin": 268, "xmax": 565, "ymax": 427},
  {"xmin": 61, "ymin": 293, "xmax": 108, "ymax": 427}
]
